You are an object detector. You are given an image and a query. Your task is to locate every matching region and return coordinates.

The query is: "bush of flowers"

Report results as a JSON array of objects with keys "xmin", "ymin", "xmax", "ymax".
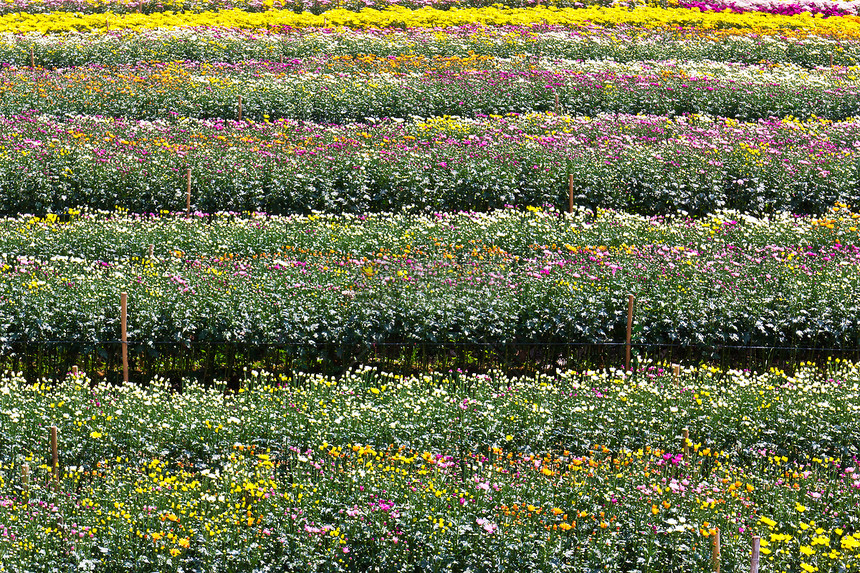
[
  {"xmin": 0, "ymin": 206, "xmax": 857, "ymax": 352},
  {"xmin": 0, "ymin": 361, "xmax": 859, "ymax": 571},
  {"xmin": 1, "ymin": 25, "xmax": 858, "ymax": 68},
  {"xmin": 2, "ymin": 59, "xmax": 859, "ymax": 122},
  {"xmin": 2, "ymin": 4, "xmax": 860, "ymax": 35},
  {"xmin": 1, "ymin": 112, "xmax": 859, "ymax": 216},
  {"xmin": 677, "ymin": 0, "xmax": 860, "ymax": 16},
  {"xmin": 3, "ymin": 0, "xmax": 860, "ymax": 16},
  {"xmin": 0, "ymin": 0, "xmax": 623, "ymax": 16}
]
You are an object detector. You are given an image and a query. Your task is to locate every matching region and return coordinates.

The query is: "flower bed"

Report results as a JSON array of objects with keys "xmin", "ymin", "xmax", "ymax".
[
  {"xmin": 1, "ymin": 113, "xmax": 859, "ymax": 215},
  {"xmin": 0, "ymin": 362, "xmax": 858, "ymax": 571},
  {"xmin": 2, "ymin": 59, "xmax": 859, "ymax": 122},
  {"xmin": 2, "ymin": 25, "xmax": 857, "ymax": 68},
  {"xmin": 3, "ymin": 4, "xmax": 860, "ymax": 35},
  {"xmin": 0, "ymin": 207, "xmax": 858, "ymax": 351}
]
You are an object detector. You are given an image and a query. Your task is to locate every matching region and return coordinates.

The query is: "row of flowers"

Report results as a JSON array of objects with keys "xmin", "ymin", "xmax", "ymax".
[
  {"xmin": 6, "ymin": 204, "xmax": 858, "ymax": 262},
  {"xmin": 678, "ymin": 0, "xmax": 860, "ymax": 16},
  {"xmin": 0, "ymin": 112, "xmax": 859, "ymax": 215},
  {"xmin": 3, "ymin": 58, "xmax": 857, "ymax": 123},
  {"xmin": 0, "ymin": 205, "xmax": 858, "ymax": 348},
  {"xmin": 3, "ymin": 0, "xmax": 860, "ymax": 16},
  {"xmin": 2, "ymin": 0, "xmax": 859, "ymax": 16},
  {"xmin": 1, "ymin": 25, "xmax": 854, "ymax": 69},
  {"xmin": 0, "ymin": 0, "xmax": 620, "ymax": 16},
  {"xmin": 0, "ymin": 362, "xmax": 858, "ymax": 570},
  {"xmin": 1, "ymin": 4, "xmax": 859, "ymax": 35}
]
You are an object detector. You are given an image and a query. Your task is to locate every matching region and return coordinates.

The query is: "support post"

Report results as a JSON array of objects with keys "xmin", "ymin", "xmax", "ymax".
[
  {"xmin": 712, "ymin": 528, "xmax": 720, "ymax": 573},
  {"xmin": 682, "ymin": 427, "xmax": 690, "ymax": 457},
  {"xmin": 625, "ymin": 294, "xmax": 635, "ymax": 372},
  {"xmin": 121, "ymin": 292, "xmax": 128, "ymax": 384},
  {"xmin": 71, "ymin": 365, "xmax": 78, "ymax": 376},
  {"xmin": 750, "ymin": 535, "xmax": 760, "ymax": 573},
  {"xmin": 238, "ymin": 95, "xmax": 243, "ymax": 121},
  {"xmin": 148, "ymin": 244, "xmax": 154, "ymax": 259},
  {"xmin": 30, "ymin": 45, "xmax": 34, "ymax": 68},
  {"xmin": 50, "ymin": 426, "xmax": 58, "ymax": 488},
  {"xmin": 21, "ymin": 463, "xmax": 29, "ymax": 495},
  {"xmin": 568, "ymin": 174, "xmax": 574, "ymax": 214},
  {"xmin": 186, "ymin": 168, "xmax": 192, "ymax": 215}
]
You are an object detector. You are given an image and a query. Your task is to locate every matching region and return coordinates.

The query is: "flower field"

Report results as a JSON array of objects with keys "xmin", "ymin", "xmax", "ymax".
[{"xmin": 1, "ymin": 0, "xmax": 860, "ymax": 570}]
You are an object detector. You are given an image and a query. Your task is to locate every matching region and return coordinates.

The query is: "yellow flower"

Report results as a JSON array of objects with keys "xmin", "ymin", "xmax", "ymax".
[
  {"xmin": 170, "ymin": 548, "xmax": 181, "ymax": 557},
  {"xmin": 178, "ymin": 537, "xmax": 190, "ymax": 548},
  {"xmin": 796, "ymin": 503, "xmax": 807, "ymax": 512},
  {"xmin": 90, "ymin": 431, "xmax": 102, "ymax": 439},
  {"xmin": 760, "ymin": 516, "xmax": 777, "ymax": 528},
  {"xmin": 800, "ymin": 545, "xmax": 816, "ymax": 556},
  {"xmin": 151, "ymin": 532, "xmax": 164, "ymax": 541}
]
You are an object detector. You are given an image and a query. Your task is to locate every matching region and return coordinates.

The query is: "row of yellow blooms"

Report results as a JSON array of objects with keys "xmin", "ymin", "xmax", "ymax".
[{"xmin": 2, "ymin": 4, "xmax": 860, "ymax": 35}]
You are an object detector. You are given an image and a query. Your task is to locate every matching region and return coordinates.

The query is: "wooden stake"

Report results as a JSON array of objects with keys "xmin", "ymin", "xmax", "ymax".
[
  {"xmin": 49, "ymin": 426, "xmax": 58, "ymax": 487},
  {"xmin": 625, "ymin": 294, "xmax": 635, "ymax": 372},
  {"xmin": 712, "ymin": 528, "xmax": 721, "ymax": 573},
  {"xmin": 568, "ymin": 173, "xmax": 574, "ymax": 214},
  {"xmin": 121, "ymin": 292, "xmax": 128, "ymax": 384},
  {"xmin": 21, "ymin": 463, "xmax": 29, "ymax": 494},
  {"xmin": 148, "ymin": 244, "xmax": 154, "ymax": 259},
  {"xmin": 750, "ymin": 535, "xmax": 760, "ymax": 573},
  {"xmin": 682, "ymin": 427, "xmax": 690, "ymax": 457},
  {"xmin": 672, "ymin": 363, "xmax": 680, "ymax": 378},
  {"xmin": 185, "ymin": 168, "xmax": 192, "ymax": 215},
  {"xmin": 71, "ymin": 365, "xmax": 78, "ymax": 376},
  {"xmin": 30, "ymin": 45, "xmax": 34, "ymax": 68},
  {"xmin": 238, "ymin": 95, "xmax": 243, "ymax": 121}
]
